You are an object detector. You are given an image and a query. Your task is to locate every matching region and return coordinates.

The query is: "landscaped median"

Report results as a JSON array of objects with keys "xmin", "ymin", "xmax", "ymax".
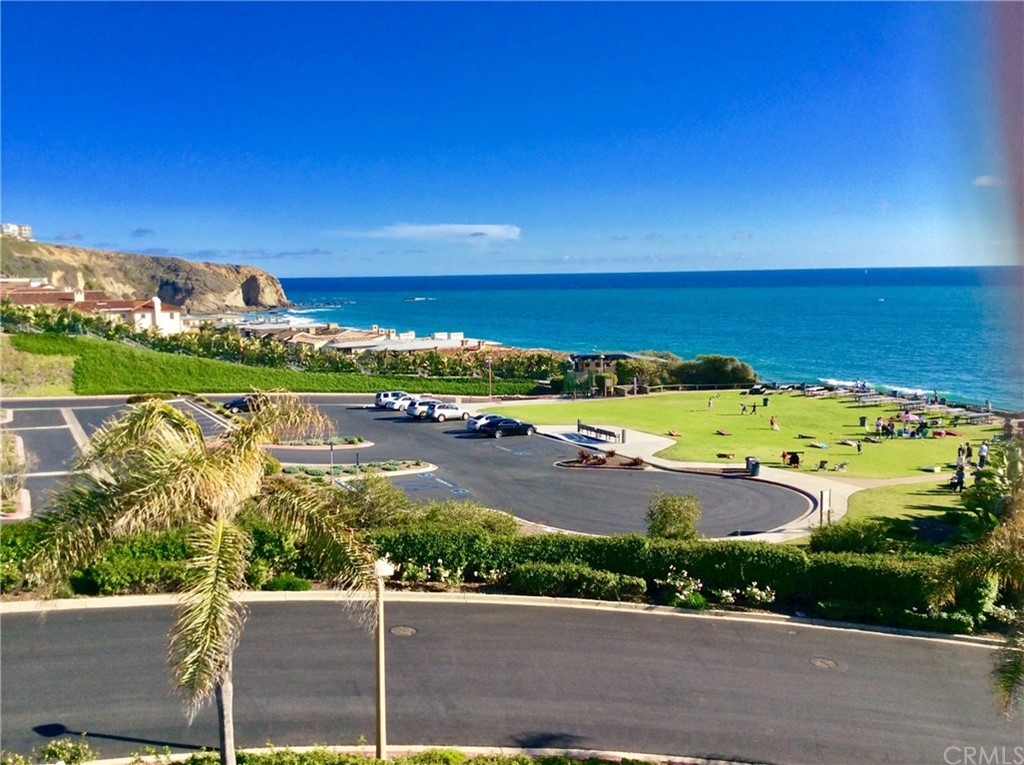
[
  {"xmin": 0, "ymin": 522, "xmax": 1000, "ymax": 635},
  {"xmin": 0, "ymin": 733, "xmax": 771, "ymax": 765}
]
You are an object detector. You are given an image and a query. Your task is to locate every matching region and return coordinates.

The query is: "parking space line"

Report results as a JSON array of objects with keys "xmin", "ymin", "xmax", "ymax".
[
  {"xmin": 24, "ymin": 471, "xmax": 71, "ymax": 478},
  {"xmin": 0, "ymin": 425, "xmax": 70, "ymax": 432},
  {"xmin": 60, "ymin": 408, "xmax": 89, "ymax": 449},
  {"xmin": 175, "ymin": 398, "xmax": 235, "ymax": 432}
]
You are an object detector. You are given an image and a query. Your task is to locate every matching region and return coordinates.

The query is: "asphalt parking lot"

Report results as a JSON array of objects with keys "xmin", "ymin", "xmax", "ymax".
[{"xmin": 2, "ymin": 394, "xmax": 809, "ymax": 536}]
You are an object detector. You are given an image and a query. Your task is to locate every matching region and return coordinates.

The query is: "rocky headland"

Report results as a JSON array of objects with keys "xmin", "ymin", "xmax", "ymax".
[{"xmin": 0, "ymin": 237, "xmax": 289, "ymax": 313}]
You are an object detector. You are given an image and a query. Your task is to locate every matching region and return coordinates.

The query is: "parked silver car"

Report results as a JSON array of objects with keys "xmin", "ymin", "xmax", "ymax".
[
  {"xmin": 406, "ymin": 398, "xmax": 443, "ymax": 419},
  {"xmin": 466, "ymin": 412, "xmax": 504, "ymax": 431},
  {"xmin": 428, "ymin": 402, "xmax": 471, "ymax": 422}
]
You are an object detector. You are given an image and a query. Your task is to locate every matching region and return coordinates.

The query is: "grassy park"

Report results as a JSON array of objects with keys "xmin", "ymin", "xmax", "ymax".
[{"xmin": 490, "ymin": 388, "xmax": 1003, "ymax": 479}]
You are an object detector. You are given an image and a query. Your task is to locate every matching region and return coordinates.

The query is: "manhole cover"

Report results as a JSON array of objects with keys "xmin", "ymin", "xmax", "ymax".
[
  {"xmin": 810, "ymin": 657, "xmax": 838, "ymax": 670},
  {"xmin": 390, "ymin": 625, "xmax": 417, "ymax": 637}
]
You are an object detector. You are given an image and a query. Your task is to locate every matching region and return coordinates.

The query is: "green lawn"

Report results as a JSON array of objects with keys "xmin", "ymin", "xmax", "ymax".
[
  {"xmin": 845, "ymin": 480, "xmax": 963, "ymax": 522},
  {"xmin": 4, "ymin": 334, "xmax": 537, "ymax": 396},
  {"xmin": 490, "ymin": 389, "xmax": 1002, "ymax": 479}
]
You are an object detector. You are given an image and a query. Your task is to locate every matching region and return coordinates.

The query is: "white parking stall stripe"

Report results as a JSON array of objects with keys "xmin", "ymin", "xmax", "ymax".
[{"xmin": 60, "ymin": 408, "xmax": 90, "ymax": 449}]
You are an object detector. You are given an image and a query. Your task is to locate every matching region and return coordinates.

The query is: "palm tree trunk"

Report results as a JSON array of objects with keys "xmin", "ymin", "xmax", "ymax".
[{"xmin": 215, "ymin": 653, "xmax": 237, "ymax": 765}]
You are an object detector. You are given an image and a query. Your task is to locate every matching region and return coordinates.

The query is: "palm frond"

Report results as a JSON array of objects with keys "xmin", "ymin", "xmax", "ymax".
[
  {"xmin": 254, "ymin": 476, "xmax": 377, "ymax": 626},
  {"xmin": 168, "ymin": 520, "xmax": 250, "ymax": 719},
  {"xmin": 75, "ymin": 398, "xmax": 206, "ymax": 472},
  {"xmin": 995, "ymin": 619, "xmax": 1024, "ymax": 713},
  {"xmin": 930, "ymin": 521, "xmax": 1024, "ymax": 608},
  {"xmin": 229, "ymin": 392, "xmax": 333, "ymax": 453}
]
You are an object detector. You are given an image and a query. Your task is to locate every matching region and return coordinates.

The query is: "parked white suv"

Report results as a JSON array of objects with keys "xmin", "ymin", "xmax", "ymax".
[
  {"xmin": 406, "ymin": 398, "xmax": 443, "ymax": 419},
  {"xmin": 375, "ymin": 390, "xmax": 409, "ymax": 408},
  {"xmin": 428, "ymin": 403, "xmax": 471, "ymax": 422}
]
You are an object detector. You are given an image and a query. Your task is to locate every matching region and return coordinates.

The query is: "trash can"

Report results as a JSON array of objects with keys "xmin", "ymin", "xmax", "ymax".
[
  {"xmin": 746, "ymin": 457, "xmax": 761, "ymax": 477},
  {"xmin": 763, "ymin": 397, "xmax": 770, "ymax": 407},
  {"xmin": 859, "ymin": 416, "xmax": 868, "ymax": 427}
]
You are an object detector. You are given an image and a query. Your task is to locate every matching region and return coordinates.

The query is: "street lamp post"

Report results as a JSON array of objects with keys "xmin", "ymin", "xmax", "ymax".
[
  {"xmin": 374, "ymin": 557, "xmax": 395, "ymax": 760},
  {"xmin": 487, "ymin": 357, "xmax": 493, "ymax": 400}
]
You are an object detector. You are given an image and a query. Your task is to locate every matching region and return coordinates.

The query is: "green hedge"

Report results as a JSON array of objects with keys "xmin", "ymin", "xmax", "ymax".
[
  {"xmin": 508, "ymin": 561, "xmax": 646, "ymax": 602},
  {"xmin": 646, "ymin": 539, "xmax": 810, "ymax": 598},
  {"xmin": 1, "ymin": 520, "xmax": 996, "ymax": 634}
]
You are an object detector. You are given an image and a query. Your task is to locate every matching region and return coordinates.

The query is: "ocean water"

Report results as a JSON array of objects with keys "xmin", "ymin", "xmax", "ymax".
[{"xmin": 278, "ymin": 267, "xmax": 1024, "ymax": 411}]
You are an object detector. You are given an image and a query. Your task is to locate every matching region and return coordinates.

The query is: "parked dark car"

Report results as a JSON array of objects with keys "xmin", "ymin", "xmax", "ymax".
[
  {"xmin": 224, "ymin": 395, "xmax": 263, "ymax": 414},
  {"xmin": 477, "ymin": 418, "xmax": 536, "ymax": 438}
]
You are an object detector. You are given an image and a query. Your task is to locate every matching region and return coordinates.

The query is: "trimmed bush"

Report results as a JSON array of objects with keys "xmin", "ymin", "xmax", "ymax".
[
  {"xmin": 69, "ymin": 529, "xmax": 192, "ymax": 595},
  {"xmin": 263, "ymin": 572, "xmax": 312, "ymax": 591},
  {"xmin": 508, "ymin": 561, "xmax": 646, "ymax": 602},
  {"xmin": 647, "ymin": 540, "xmax": 809, "ymax": 600},
  {"xmin": 808, "ymin": 518, "xmax": 907, "ymax": 554},
  {"xmin": 802, "ymin": 552, "xmax": 937, "ymax": 612}
]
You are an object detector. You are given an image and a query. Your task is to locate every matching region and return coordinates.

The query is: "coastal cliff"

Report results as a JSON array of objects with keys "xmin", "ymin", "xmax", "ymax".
[{"xmin": 0, "ymin": 238, "xmax": 289, "ymax": 313}]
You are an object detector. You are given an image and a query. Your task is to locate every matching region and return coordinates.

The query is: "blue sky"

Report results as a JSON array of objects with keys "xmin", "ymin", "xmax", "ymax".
[{"xmin": 1, "ymin": 2, "xmax": 1018, "ymax": 278}]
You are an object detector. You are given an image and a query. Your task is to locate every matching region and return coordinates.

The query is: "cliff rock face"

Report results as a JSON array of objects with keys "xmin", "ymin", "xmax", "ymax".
[{"xmin": 0, "ymin": 239, "xmax": 289, "ymax": 313}]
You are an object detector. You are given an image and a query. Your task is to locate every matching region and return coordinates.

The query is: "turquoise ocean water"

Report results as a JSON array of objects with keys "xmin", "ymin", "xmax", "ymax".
[{"xmin": 278, "ymin": 267, "xmax": 1024, "ymax": 411}]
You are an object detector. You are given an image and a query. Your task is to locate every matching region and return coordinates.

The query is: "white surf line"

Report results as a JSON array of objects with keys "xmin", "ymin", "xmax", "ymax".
[{"xmin": 59, "ymin": 408, "xmax": 90, "ymax": 449}]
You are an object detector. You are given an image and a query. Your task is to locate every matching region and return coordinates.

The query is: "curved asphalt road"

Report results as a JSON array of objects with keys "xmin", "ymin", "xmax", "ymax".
[
  {"xmin": 272, "ymin": 398, "xmax": 809, "ymax": 537},
  {"xmin": 1, "ymin": 599, "xmax": 1019, "ymax": 764},
  {"xmin": 2, "ymin": 395, "xmax": 809, "ymax": 536}
]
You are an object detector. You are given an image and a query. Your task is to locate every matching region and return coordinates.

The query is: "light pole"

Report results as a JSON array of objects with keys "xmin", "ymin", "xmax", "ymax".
[
  {"xmin": 487, "ymin": 356, "xmax": 493, "ymax": 400},
  {"xmin": 374, "ymin": 557, "xmax": 395, "ymax": 760}
]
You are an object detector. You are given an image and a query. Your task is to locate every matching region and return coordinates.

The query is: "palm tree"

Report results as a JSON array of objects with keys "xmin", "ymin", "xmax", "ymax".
[
  {"xmin": 26, "ymin": 393, "xmax": 377, "ymax": 765},
  {"xmin": 931, "ymin": 437, "xmax": 1024, "ymax": 711}
]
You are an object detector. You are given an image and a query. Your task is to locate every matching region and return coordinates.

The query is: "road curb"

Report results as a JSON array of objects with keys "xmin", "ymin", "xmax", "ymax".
[
  {"xmin": 83, "ymin": 745, "xmax": 762, "ymax": 765},
  {"xmin": 0, "ymin": 590, "xmax": 1001, "ymax": 647}
]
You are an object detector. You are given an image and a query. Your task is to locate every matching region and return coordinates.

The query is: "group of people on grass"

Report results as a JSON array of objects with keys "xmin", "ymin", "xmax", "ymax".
[{"xmin": 950, "ymin": 440, "xmax": 990, "ymax": 492}]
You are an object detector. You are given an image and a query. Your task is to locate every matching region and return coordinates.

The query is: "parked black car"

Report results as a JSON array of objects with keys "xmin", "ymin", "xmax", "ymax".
[
  {"xmin": 477, "ymin": 418, "xmax": 536, "ymax": 438},
  {"xmin": 224, "ymin": 395, "xmax": 263, "ymax": 414}
]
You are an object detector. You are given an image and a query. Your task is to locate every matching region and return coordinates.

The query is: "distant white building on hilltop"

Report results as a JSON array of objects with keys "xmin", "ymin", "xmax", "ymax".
[{"xmin": 1, "ymin": 223, "xmax": 33, "ymax": 241}]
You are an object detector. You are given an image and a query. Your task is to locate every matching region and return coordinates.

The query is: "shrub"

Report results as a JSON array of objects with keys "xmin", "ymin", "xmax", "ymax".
[
  {"xmin": 507, "ymin": 561, "xmax": 646, "ymax": 602},
  {"xmin": 282, "ymin": 466, "xmax": 302, "ymax": 474},
  {"xmin": 241, "ymin": 514, "xmax": 301, "ymax": 586},
  {"xmin": 802, "ymin": 553, "xmax": 938, "ymax": 612},
  {"xmin": 302, "ymin": 467, "xmax": 326, "ymax": 477},
  {"xmin": 263, "ymin": 572, "xmax": 312, "ymax": 591},
  {"xmin": 647, "ymin": 540, "xmax": 809, "ymax": 600},
  {"xmin": 38, "ymin": 736, "xmax": 96, "ymax": 765},
  {"xmin": 645, "ymin": 490, "xmax": 701, "ymax": 540},
  {"xmin": 69, "ymin": 529, "xmax": 192, "ymax": 595},
  {"xmin": 808, "ymin": 518, "xmax": 906, "ymax": 553},
  {"xmin": 0, "ymin": 521, "xmax": 45, "ymax": 592},
  {"xmin": 262, "ymin": 454, "xmax": 282, "ymax": 477},
  {"xmin": 125, "ymin": 392, "xmax": 175, "ymax": 403},
  {"xmin": 0, "ymin": 752, "xmax": 32, "ymax": 765},
  {"xmin": 407, "ymin": 752, "xmax": 468, "ymax": 765}
]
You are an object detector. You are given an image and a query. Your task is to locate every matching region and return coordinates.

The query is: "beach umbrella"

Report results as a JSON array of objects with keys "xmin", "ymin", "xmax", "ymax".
[{"xmin": 901, "ymin": 412, "xmax": 921, "ymax": 422}]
